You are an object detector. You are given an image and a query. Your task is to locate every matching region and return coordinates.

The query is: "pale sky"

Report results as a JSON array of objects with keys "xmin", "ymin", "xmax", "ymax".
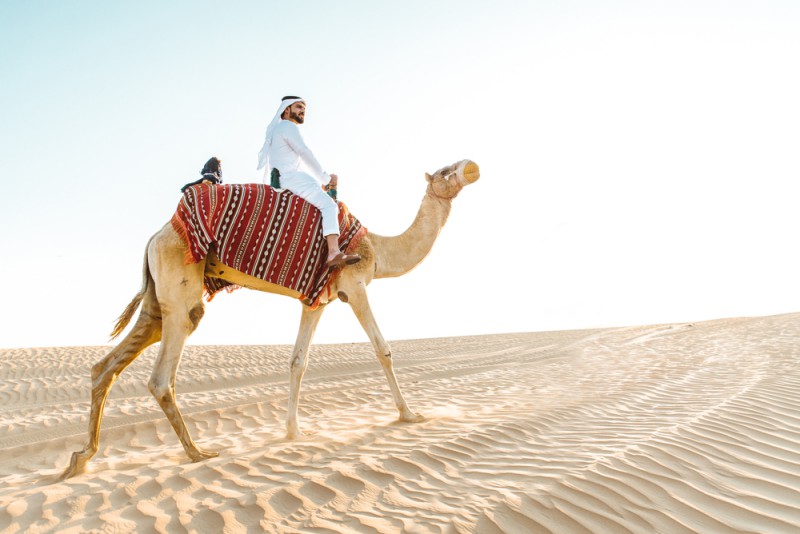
[{"xmin": 2, "ymin": 0, "xmax": 799, "ymax": 349}]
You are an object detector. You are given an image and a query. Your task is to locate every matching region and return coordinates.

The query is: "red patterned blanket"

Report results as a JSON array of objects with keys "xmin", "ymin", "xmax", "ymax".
[{"xmin": 171, "ymin": 183, "xmax": 366, "ymax": 308}]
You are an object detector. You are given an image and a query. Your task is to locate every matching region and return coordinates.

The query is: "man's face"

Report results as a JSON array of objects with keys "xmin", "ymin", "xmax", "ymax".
[{"xmin": 285, "ymin": 102, "xmax": 306, "ymax": 124}]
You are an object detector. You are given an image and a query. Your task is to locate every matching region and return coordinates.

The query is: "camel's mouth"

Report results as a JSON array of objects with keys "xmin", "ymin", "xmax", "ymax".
[{"xmin": 460, "ymin": 160, "xmax": 480, "ymax": 184}]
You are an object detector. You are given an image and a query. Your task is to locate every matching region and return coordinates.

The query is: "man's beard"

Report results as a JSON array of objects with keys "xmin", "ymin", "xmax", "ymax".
[{"xmin": 290, "ymin": 110, "xmax": 305, "ymax": 124}]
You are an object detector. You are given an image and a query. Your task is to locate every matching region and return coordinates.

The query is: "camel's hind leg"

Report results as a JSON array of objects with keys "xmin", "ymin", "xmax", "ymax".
[
  {"xmin": 148, "ymin": 307, "xmax": 218, "ymax": 462},
  {"xmin": 147, "ymin": 234, "xmax": 218, "ymax": 462},
  {"xmin": 61, "ymin": 292, "xmax": 162, "ymax": 479}
]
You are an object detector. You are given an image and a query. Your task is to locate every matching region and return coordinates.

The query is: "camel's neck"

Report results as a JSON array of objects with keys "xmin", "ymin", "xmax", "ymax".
[{"xmin": 369, "ymin": 190, "xmax": 452, "ymax": 279}]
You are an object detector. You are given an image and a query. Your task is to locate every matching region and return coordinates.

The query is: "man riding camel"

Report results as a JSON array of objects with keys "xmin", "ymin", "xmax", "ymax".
[{"xmin": 257, "ymin": 96, "xmax": 361, "ymax": 269}]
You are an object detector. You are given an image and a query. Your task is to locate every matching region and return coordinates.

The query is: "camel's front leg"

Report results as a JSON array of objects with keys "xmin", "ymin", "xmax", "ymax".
[
  {"xmin": 286, "ymin": 304, "xmax": 325, "ymax": 439},
  {"xmin": 344, "ymin": 281, "xmax": 423, "ymax": 423}
]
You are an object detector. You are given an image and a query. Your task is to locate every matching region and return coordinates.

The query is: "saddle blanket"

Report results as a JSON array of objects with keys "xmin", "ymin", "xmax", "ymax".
[{"xmin": 171, "ymin": 183, "xmax": 366, "ymax": 308}]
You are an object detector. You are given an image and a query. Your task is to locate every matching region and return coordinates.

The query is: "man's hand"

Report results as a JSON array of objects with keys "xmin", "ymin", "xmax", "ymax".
[
  {"xmin": 324, "ymin": 174, "xmax": 338, "ymax": 192},
  {"xmin": 323, "ymin": 174, "xmax": 339, "ymax": 201}
]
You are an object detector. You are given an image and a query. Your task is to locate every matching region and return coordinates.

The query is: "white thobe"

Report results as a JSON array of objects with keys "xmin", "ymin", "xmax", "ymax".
[{"xmin": 264, "ymin": 120, "xmax": 340, "ymax": 236}]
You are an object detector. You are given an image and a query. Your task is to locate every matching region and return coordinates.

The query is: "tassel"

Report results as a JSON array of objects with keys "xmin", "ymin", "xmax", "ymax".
[{"xmin": 171, "ymin": 213, "xmax": 197, "ymax": 265}]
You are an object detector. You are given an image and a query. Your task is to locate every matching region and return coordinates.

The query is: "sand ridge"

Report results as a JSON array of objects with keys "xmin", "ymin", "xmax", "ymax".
[{"xmin": 1, "ymin": 313, "xmax": 799, "ymax": 532}]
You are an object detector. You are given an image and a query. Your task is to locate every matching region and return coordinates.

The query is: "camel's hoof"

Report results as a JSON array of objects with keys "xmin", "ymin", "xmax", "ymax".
[
  {"xmin": 286, "ymin": 425, "xmax": 316, "ymax": 440},
  {"xmin": 188, "ymin": 448, "xmax": 219, "ymax": 462},
  {"xmin": 59, "ymin": 465, "xmax": 80, "ymax": 481},
  {"xmin": 399, "ymin": 412, "xmax": 426, "ymax": 423},
  {"xmin": 60, "ymin": 450, "xmax": 91, "ymax": 480}
]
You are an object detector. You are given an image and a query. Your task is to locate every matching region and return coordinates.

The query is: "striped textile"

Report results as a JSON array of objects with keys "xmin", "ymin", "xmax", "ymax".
[{"xmin": 171, "ymin": 183, "xmax": 366, "ymax": 308}]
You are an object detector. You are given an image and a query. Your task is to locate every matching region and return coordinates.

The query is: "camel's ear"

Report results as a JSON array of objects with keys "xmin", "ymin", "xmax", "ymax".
[{"xmin": 425, "ymin": 172, "xmax": 432, "ymax": 183}]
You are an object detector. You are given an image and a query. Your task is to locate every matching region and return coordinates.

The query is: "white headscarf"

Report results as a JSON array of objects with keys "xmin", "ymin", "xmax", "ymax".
[{"xmin": 256, "ymin": 97, "xmax": 305, "ymax": 170}]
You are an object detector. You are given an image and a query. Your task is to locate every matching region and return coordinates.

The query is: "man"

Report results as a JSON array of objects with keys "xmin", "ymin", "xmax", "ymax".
[{"xmin": 257, "ymin": 96, "xmax": 360, "ymax": 269}]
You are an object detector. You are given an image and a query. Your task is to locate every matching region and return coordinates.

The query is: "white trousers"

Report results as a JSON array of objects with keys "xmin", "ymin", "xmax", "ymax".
[{"xmin": 279, "ymin": 171, "xmax": 340, "ymax": 236}]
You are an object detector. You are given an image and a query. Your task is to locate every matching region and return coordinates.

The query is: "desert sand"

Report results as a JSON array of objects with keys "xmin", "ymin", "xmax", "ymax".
[{"xmin": 1, "ymin": 312, "xmax": 799, "ymax": 533}]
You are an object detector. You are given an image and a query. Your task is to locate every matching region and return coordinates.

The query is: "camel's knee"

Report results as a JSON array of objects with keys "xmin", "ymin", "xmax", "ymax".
[
  {"xmin": 90, "ymin": 361, "xmax": 106, "ymax": 382},
  {"xmin": 91, "ymin": 345, "xmax": 145, "ymax": 384},
  {"xmin": 147, "ymin": 377, "xmax": 172, "ymax": 403},
  {"xmin": 289, "ymin": 354, "xmax": 308, "ymax": 373},
  {"xmin": 376, "ymin": 351, "xmax": 396, "ymax": 370},
  {"xmin": 90, "ymin": 356, "xmax": 120, "ymax": 383}
]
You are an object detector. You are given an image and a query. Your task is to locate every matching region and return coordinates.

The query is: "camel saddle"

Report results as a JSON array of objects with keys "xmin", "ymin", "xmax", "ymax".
[{"xmin": 171, "ymin": 183, "xmax": 366, "ymax": 308}]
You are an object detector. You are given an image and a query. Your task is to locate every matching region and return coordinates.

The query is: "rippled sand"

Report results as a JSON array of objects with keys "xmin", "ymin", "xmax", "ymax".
[{"xmin": 1, "ymin": 313, "xmax": 799, "ymax": 532}]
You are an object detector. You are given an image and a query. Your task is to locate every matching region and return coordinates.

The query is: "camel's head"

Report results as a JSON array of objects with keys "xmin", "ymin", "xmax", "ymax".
[{"xmin": 425, "ymin": 160, "xmax": 480, "ymax": 199}]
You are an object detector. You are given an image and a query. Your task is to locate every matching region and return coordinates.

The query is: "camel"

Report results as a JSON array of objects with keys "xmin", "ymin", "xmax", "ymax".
[{"xmin": 61, "ymin": 159, "xmax": 480, "ymax": 479}]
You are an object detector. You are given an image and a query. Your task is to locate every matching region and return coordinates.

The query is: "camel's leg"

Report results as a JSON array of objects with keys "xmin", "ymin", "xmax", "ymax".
[
  {"xmin": 344, "ymin": 281, "xmax": 423, "ymax": 423},
  {"xmin": 148, "ymin": 310, "xmax": 217, "ymax": 462},
  {"xmin": 61, "ymin": 299, "xmax": 162, "ymax": 479},
  {"xmin": 286, "ymin": 304, "xmax": 325, "ymax": 439},
  {"xmin": 147, "ymin": 255, "xmax": 218, "ymax": 462}
]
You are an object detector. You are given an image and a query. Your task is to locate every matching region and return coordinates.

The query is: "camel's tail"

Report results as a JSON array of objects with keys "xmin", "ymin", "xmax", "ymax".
[{"xmin": 110, "ymin": 238, "xmax": 154, "ymax": 340}]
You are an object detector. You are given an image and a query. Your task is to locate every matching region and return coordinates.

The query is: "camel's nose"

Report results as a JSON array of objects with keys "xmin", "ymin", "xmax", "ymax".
[{"xmin": 462, "ymin": 160, "xmax": 480, "ymax": 183}]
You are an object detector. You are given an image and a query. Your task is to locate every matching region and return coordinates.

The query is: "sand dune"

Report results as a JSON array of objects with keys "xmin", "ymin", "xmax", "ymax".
[{"xmin": 1, "ymin": 313, "xmax": 800, "ymax": 532}]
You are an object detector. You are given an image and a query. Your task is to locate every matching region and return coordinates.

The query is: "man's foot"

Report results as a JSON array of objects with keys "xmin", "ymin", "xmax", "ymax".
[{"xmin": 325, "ymin": 252, "xmax": 361, "ymax": 269}]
